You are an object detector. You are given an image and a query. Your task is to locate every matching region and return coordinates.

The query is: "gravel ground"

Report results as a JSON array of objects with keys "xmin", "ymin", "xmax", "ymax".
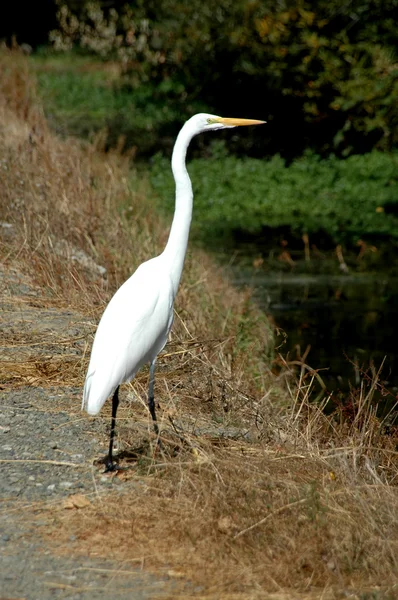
[{"xmin": 0, "ymin": 266, "xmax": 176, "ymax": 599}]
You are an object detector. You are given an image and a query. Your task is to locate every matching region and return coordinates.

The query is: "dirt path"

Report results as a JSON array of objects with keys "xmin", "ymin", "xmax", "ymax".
[{"xmin": 0, "ymin": 265, "xmax": 176, "ymax": 599}]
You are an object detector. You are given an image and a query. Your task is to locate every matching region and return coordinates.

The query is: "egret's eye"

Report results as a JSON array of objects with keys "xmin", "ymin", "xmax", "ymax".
[{"xmin": 207, "ymin": 118, "xmax": 218, "ymax": 124}]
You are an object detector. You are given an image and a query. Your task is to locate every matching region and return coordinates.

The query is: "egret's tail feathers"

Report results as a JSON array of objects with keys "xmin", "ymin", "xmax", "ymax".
[
  {"xmin": 82, "ymin": 370, "xmax": 106, "ymax": 415},
  {"xmin": 82, "ymin": 372, "xmax": 92, "ymax": 411}
]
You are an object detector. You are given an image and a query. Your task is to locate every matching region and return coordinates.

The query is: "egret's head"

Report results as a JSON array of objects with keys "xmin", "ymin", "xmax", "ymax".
[{"xmin": 189, "ymin": 113, "xmax": 266, "ymax": 134}]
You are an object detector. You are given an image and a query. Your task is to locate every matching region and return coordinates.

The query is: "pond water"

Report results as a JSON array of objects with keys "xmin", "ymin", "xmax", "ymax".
[{"xmin": 231, "ymin": 268, "xmax": 398, "ymax": 398}]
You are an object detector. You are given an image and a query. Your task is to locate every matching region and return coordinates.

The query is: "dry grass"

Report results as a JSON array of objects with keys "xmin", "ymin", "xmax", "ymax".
[
  {"xmin": 0, "ymin": 48, "xmax": 270, "ymax": 394},
  {"xmin": 1, "ymin": 49, "xmax": 398, "ymax": 599},
  {"xmin": 39, "ymin": 377, "xmax": 398, "ymax": 599}
]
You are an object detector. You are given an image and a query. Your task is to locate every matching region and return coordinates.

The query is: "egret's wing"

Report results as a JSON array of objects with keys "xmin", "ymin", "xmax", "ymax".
[{"xmin": 83, "ymin": 260, "xmax": 174, "ymax": 415}]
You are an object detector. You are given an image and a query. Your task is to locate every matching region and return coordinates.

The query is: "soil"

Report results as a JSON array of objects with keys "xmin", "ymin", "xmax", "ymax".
[{"xmin": 0, "ymin": 264, "xmax": 176, "ymax": 599}]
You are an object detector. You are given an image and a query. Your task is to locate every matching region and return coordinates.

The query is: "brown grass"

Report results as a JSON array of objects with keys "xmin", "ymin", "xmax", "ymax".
[
  {"xmin": 36, "ymin": 379, "xmax": 398, "ymax": 599},
  {"xmin": 1, "ymin": 49, "xmax": 398, "ymax": 599}
]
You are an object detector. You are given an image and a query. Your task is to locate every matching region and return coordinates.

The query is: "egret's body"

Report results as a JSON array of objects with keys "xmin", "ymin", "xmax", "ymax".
[
  {"xmin": 83, "ymin": 258, "xmax": 174, "ymax": 415},
  {"xmin": 83, "ymin": 113, "xmax": 264, "ymax": 470}
]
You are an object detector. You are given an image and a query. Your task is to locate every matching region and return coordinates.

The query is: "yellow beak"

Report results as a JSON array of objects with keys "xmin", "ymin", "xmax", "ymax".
[{"xmin": 216, "ymin": 117, "xmax": 266, "ymax": 126}]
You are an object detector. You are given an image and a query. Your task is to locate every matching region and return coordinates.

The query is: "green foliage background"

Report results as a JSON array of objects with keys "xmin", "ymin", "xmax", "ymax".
[
  {"xmin": 50, "ymin": 0, "xmax": 398, "ymax": 158},
  {"xmin": 30, "ymin": 1, "xmax": 398, "ymax": 254},
  {"xmin": 150, "ymin": 148, "xmax": 398, "ymax": 247}
]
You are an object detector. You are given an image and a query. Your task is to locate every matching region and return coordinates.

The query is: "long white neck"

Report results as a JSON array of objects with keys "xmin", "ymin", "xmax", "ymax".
[{"xmin": 162, "ymin": 121, "xmax": 195, "ymax": 295}]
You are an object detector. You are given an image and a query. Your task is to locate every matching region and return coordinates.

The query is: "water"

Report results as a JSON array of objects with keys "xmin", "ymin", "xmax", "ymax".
[{"xmin": 231, "ymin": 269, "xmax": 398, "ymax": 395}]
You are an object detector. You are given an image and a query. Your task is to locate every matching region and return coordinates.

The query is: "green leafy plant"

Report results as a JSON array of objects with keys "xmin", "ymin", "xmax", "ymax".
[
  {"xmin": 48, "ymin": 0, "xmax": 398, "ymax": 158},
  {"xmin": 150, "ymin": 149, "xmax": 398, "ymax": 246}
]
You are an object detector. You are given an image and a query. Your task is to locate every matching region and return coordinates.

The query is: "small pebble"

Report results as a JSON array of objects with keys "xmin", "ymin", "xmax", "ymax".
[
  {"xmin": 47, "ymin": 484, "xmax": 56, "ymax": 492},
  {"xmin": 59, "ymin": 481, "xmax": 73, "ymax": 489}
]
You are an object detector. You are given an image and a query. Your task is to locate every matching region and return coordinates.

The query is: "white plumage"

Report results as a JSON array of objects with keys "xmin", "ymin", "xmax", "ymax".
[
  {"xmin": 83, "ymin": 258, "xmax": 174, "ymax": 415},
  {"xmin": 82, "ymin": 113, "xmax": 265, "ymax": 470}
]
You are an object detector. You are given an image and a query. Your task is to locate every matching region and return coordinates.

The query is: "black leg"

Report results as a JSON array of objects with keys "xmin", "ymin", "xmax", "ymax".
[
  {"xmin": 148, "ymin": 361, "xmax": 160, "ymax": 437},
  {"xmin": 105, "ymin": 385, "xmax": 119, "ymax": 472}
]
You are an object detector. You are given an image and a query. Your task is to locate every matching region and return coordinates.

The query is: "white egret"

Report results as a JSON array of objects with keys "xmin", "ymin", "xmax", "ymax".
[{"xmin": 82, "ymin": 113, "xmax": 265, "ymax": 470}]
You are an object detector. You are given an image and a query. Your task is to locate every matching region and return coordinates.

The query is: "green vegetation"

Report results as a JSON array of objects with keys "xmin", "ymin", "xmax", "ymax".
[
  {"xmin": 31, "ymin": 54, "xmax": 398, "ymax": 256},
  {"xmin": 31, "ymin": 54, "xmax": 398, "ymax": 267},
  {"xmin": 29, "ymin": 1, "xmax": 398, "ymax": 264},
  {"xmin": 33, "ymin": 53, "xmax": 160, "ymax": 150},
  {"xmin": 151, "ymin": 148, "xmax": 398, "ymax": 247},
  {"xmin": 36, "ymin": 57, "xmax": 120, "ymax": 132},
  {"xmin": 48, "ymin": 0, "xmax": 398, "ymax": 158},
  {"xmin": 32, "ymin": 50, "xmax": 205, "ymax": 153}
]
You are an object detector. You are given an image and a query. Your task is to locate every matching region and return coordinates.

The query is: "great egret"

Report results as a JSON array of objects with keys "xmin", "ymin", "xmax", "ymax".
[{"xmin": 83, "ymin": 113, "xmax": 265, "ymax": 470}]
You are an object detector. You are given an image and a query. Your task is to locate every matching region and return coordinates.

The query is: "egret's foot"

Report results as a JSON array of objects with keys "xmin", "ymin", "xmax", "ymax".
[
  {"xmin": 104, "ymin": 457, "xmax": 119, "ymax": 472},
  {"xmin": 103, "ymin": 457, "xmax": 132, "ymax": 473}
]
